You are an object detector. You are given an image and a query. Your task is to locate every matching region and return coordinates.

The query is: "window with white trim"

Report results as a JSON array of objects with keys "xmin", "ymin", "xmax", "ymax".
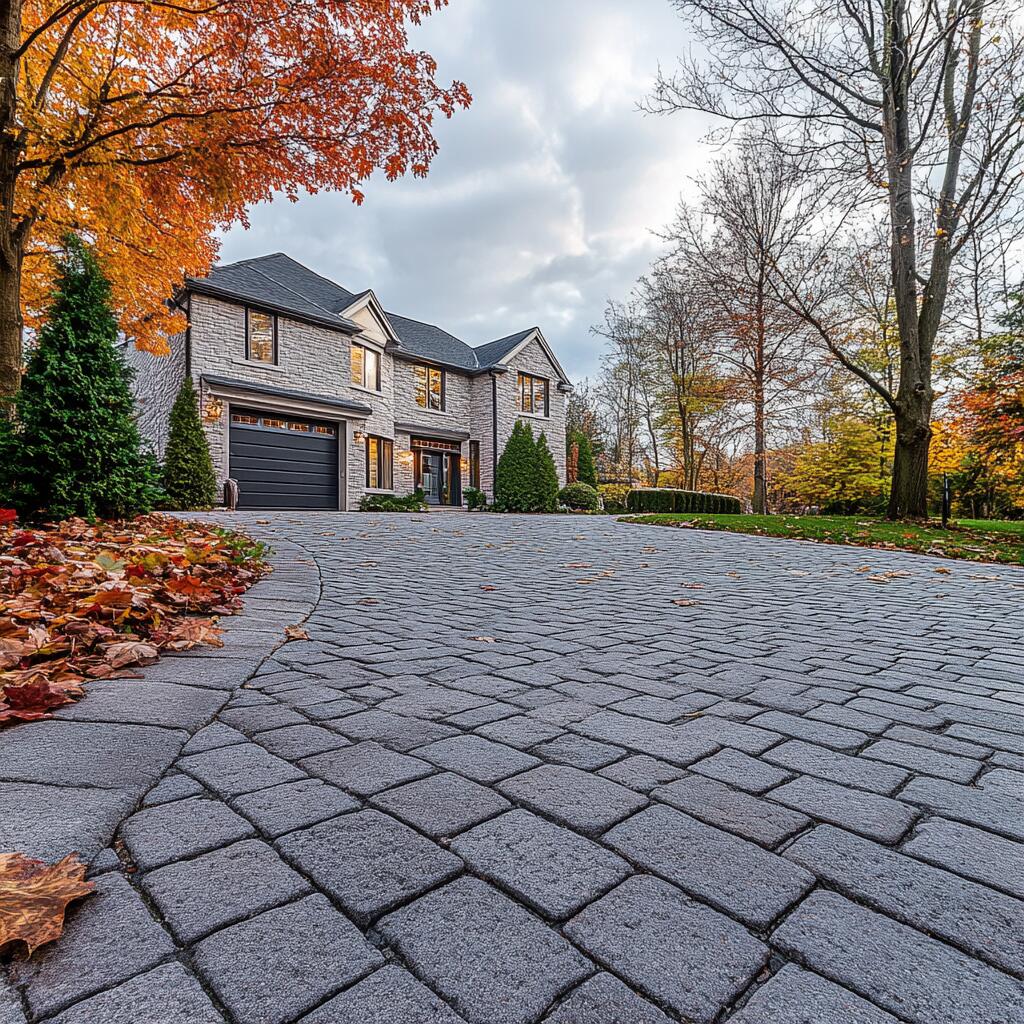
[
  {"xmin": 351, "ymin": 342, "xmax": 381, "ymax": 391},
  {"xmin": 517, "ymin": 372, "xmax": 549, "ymax": 416}
]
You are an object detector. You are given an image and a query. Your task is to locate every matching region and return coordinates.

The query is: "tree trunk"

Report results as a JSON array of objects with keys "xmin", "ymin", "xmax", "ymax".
[
  {"xmin": 0, "ymin": 0, "xmax": 23, "ymax": 407},
  {"xmin": 887, "ymin": 406, "xmax": 932, "ymax": 519}
]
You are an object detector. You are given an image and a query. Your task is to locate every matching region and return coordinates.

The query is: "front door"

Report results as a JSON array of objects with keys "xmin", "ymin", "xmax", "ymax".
[{"xmin": 420, "ymin": 452, "xmax": 445, "ymax": 505}]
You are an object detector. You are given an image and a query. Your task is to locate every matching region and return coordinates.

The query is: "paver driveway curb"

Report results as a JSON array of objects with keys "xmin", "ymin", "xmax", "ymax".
[{"xmin": 2, "ymin": 513, "xmax": 1024, "ymax": 1024}]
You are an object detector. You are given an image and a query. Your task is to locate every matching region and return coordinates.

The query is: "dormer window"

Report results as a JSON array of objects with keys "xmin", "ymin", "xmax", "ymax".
[
  {"xmin": 415, "ymin": 365, "xmax": 445, "ymax": 411},
  {"xmin": 351, "ymin": 342, "xmax": 381, "ymax": 391},
  {"xmin": 246, "ymin": 309, "xmax": 277, "ymax": 364}
]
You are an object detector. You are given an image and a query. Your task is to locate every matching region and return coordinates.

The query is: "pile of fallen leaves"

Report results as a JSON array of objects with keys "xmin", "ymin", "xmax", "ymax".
[{"xmin": 0, "ymin": 515, "xmax": 269, "ymax": 727}]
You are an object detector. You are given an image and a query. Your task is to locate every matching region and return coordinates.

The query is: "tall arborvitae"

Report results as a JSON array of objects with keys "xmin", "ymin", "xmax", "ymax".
[
  {"xmin": 494, "ymin": 419, "xmax": 539, "ymax": 512},
  {"xmin": 163, "ymin": 377, "xmax": 218, "ymax": 509},
  {"xmin": 574, "ymin": 431, "xmax": 598, "ymax": 488},
  {"xmin": 534, "ymin": 431, "xmax": 560, "ymax": 512},
  {"xmin": 0, "ymin": 237, "xmax": 161, "ymax": 520}
]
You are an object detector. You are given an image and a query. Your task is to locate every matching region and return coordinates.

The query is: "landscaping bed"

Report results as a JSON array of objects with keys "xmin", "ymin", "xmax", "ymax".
[
  {"xmin": 620, "ymin": 513, "xmax": 1024, "ymax": 565},
  {"xmin": 0, "ymin": 514, "xmax": 270, "ymax": 726}
]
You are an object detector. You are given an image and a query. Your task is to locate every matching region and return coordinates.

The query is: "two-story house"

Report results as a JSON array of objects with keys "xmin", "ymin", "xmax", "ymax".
[{"xmin": 128, "ymin": 253, "xmax": 570, "ymax": 511}]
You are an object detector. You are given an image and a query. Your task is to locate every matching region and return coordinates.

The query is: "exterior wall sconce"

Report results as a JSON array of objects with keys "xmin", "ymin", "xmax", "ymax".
[
  {"xmin": 353, "ymin": 430, "xmax": 366, "ymax": 445},
  {"xmin": 203, "ymin": 396, "xmax": 224, "ymax": 422},
  {"xmin": 398, "ymin": 448, "xmax": 415, "ymax": 466}
]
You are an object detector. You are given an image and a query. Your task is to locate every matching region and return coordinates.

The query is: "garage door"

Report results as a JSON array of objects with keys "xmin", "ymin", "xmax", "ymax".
[{"xmin": 229, "ymin": 409, "xmax": 340, "ymax": 510}]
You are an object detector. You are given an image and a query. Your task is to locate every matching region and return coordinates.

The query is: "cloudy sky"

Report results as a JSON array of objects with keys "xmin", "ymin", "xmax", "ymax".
[{"xmin": 219, "ymin": 0, "xmax": 711, "ymax": 381}]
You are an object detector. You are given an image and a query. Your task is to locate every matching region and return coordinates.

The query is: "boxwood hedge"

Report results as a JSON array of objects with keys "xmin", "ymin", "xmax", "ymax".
[{"xmin": 625, "ymin": 488, "xmax": 742, "ymax": 515}]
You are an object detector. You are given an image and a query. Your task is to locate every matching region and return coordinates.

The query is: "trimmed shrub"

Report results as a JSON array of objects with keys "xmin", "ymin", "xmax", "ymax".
[
  {"xmin": 163, "ymin": 377, "xmax": 217, "ymax": 509},
  {"xmin": 598, "ymin": 483, "xmax": 630, "ymax": 513},
  {"xmin": 464, "ymin": 486, "xmax": 486, "ymax": 510},
  {"xmin": 494, "ymin": 421, "xmax": 559, "ymax": 513},
  {"xmin": 626, "ymin": 488, "xmax": 742, "ymax": 515},
  {"xmin": 574, "ymin": 432, "xmax": 598, "ymax": 488},
  {"xmin": 0, "ymin": 237, "xmax": 162, "ymax": 520},
  {"xmin": 535, "ymin": 431, "xmax": 560, "ymax": 513},
  {"xmin": 558, "ymin": 482, "xmax": 600, "ymax": 511},
  {"xmin": 359, "ymin": 489, "xmax": 427, "ymax": 512}
]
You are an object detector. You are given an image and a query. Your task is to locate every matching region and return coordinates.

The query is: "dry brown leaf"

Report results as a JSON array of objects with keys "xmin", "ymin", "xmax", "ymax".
[
  {"xmin": 356, "ymin": 598, "xmax": 379, "ymax": 605},
  {"xmin": 565, "ymin": 562, "xmax": 592, "ymax": 569},
  {"xmin": 934, "ymin": 567, "xmax": 953, "ymax": 575},
  {"xmin": 480, "ymin": 585, "xmax": 496, "ymax": 592},
  {"xmin": 0, "ymin": 853, "xmax": 95, "ymax": 956},
  {"xmin": 284, "ymin": 625, "xmax": 309, "ymax": 642},
  {"xmin": 103, "ymin": 641, "xmax": 159, "ymax": 669},
  {"xmin": 680, "ymin": 583, "xmax": 705, "ymax": 589},
  {"xmin": 470, "ymin": 636, "xmax": 498, "ymax": 643},
  {"xmin": 672, "ymin": 598, "xmax": 700, "ymax": 607}
]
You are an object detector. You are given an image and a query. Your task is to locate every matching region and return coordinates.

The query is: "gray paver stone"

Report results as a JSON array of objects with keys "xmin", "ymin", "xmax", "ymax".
[
  {"xmin": 653, "ymin": 775, "xmax": 810, "ymax": 847},
  {"xmin": 369, "ymin": 771, "xmax": 511, "ymax": 836},
  {"xmin": 771, "ymin": 890, "xmax": 1024, "ymax": 1024},
  {"xmin": 729, "ymin": 964, "xmax": 900, "ymax": 1023},
  {"xmin": 597, "ymin": 755, "xmax": 688, "ymax": 792},
  {"xmin": 301, "ymin": 740, "xmax": 433, "ymax": 796},
  {"xmin": 141, "ymin": 838, "xmax": 312, "ymax": 943},
  {"xmin": 120, "ymin": 796, "xmax": 255, "ymax": 870},
  {"xmin": 14, "ymin": 873, "xmax": 176, "ymax": 1019},
  {"xmin": 193, "ymin": 894, "xmax": 383, "ymax": 1024},
  {"xmin": 564, "ymin": 875, "xmax": 768, "ymax": 1024},
  {"xmin": 254, "ymin": 723, "xmax": 352, "ymax": 759},
  {"xmin": 413, "ymin": 734, "xmax": 541, "ymax": 783},
  {"xmin": 785, "ymin": 824, "xmax": 1024, "ymax": 974},
  {"xmin": 277, "ymin": 810, "xmax": 463, "ymax": 924},
  {"xmin": 231, "ymin": 778, "xmax": 359, "ymax": 838},
  {"xmin": 178, "ymin": 741, "xmax": 305, "ymax": 796},
  {"xmin": 46, "ymin": 964, "xmax": 222, "ymax": 1024},
  {"xmin": 451, "ymin": 809, "xmax": 631, "ymax": 919},
  {"xmin": 497, "ymin": 764, "xmax": 646, "ymax": 836},
  {"xmin": 297, "ymin": 965, "xmax": 468, "ymax": 1023},
  {"xmin": 688, "ymin": 748, "xmax": 792, "ymax": 794},
  {"xmin": 377, "ymin": 876, "xmax": 591, "ymax": 1024},
  {"xmin": 900, "ymin": 776, "xmax": 1024, "ymax": 841},
  {"xmin": 763, "ymin": 740, "xmax": 908, "ymax": 795},
  {"xmin": 604, "ymin": 804, "xmax": 812, "ymax": 927},
  {"xmin": 542, "ymin": 973, "xmax": 674, "ymax": 1024}
]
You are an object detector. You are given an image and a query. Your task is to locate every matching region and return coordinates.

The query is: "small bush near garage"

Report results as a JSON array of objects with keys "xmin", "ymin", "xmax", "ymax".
[
  {"xmin": 599, "ymin": 483, "xmax": 630, "ymax": 513},
  {"xmin": 163, "ymin": 377, "xmax": 217, "ymax": 510},
  {"xmin": 626, "ymin": 488, "xmax": 742, "ymax": 515},
  {"xmin": 359, "ymin": 490, "xmax": 427, "ymax": 512},
  {"xmin": 494, "ymin": 421, "xmax": 559, "ymax": 512},
  {"xmin": 558, "ymin": 482, "xmax": 600, "ymax": 511}
]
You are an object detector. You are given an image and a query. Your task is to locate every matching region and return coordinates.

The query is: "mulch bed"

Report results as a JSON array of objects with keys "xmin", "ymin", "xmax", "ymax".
[{"xmin": 0, "ymin": 514, "xmax": 270, "ymax": 727}]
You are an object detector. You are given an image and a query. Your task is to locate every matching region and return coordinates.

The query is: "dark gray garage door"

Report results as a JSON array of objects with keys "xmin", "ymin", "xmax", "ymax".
[{"xmin": 229, "ymin": 409, "xmax": 340, "ymax": 510}]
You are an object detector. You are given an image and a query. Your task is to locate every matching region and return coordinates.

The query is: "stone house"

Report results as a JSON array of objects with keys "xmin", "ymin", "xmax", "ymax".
[{"xmin": 127, "ymin": 253, "xmax": 570, "ymax": 510}]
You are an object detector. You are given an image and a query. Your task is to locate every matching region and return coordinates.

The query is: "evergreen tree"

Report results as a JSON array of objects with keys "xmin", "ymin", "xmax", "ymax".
[
  {"xmin": 163, "ymin": 376, "xmax": 218, "ymax": 509},
  {"xmin": 535, "ymin": 431, "xmax": 560, "ymax": 512},
  {"xmin": 0, "ymin": 237, "xmax": 161, "ymax": 520},
  {"xmin": 494, "ymin": 420, "xmax": 539, "ymax": 512},
  {"xmin": 574, "ymin": 431, "xmax": 598, "ymax": 488}
]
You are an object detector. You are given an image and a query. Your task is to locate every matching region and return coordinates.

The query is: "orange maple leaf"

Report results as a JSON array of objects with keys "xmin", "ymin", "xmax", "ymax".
[{"xmin": 0, "ymin": 853, "xmax": 95, "ymax": 956}]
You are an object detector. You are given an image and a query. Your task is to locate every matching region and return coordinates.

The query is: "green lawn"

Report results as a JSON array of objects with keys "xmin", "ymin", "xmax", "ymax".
[{"xmin": 619, "ymin": 513, "xmax": 1024, "ymax": 565}]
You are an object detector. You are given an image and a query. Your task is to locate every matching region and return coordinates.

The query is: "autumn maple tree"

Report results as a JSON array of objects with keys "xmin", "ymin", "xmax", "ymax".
[{"xmin": 0, "ymin": 0, "xmax": 471, "ymax": 403}]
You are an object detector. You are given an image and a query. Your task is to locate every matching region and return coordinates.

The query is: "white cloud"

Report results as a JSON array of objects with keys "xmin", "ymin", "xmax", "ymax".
[{"xmin": 218, "ymin": 0, "xmax": 713, "ymax": 379}]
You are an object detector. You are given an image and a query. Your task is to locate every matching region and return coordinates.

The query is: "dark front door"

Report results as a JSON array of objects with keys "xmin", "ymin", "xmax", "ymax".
[
  {"xmin": 419, "ymin": 452, "xmax": 444, "ymax": 505},
  {"xmin": 229, "ymin": 408, "xmax": 339, "ymax": 510}
]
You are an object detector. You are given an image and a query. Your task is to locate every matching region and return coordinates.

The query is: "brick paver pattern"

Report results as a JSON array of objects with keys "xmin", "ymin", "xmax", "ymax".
[{"xmin": 3, "ymin": 514, "xmax": 1024, "ymax": 1024}]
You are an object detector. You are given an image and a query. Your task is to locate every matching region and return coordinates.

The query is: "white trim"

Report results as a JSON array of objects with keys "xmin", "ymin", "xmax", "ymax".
[{"xmin": 339, "ymin": 290, "xmax": 401, "ymax": 343}]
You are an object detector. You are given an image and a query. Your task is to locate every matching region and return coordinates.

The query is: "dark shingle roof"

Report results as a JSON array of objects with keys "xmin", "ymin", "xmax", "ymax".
[{"xmin": 188, "ymin": 253, "xmax": 552, "ymax": 375}]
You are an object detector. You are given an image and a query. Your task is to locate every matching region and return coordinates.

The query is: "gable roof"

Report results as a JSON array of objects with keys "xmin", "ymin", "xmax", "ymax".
[{"xmin": 185, "ymin": 253, "xmax": 567, "ymax": 380}]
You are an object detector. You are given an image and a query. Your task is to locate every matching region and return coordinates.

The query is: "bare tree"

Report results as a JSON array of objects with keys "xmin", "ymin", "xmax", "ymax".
[
  {"xmin": 647, "ymin": 0, "xmax": 1024, "ymax": 517},
  {"xmin": 665, "ymin": 138, "xmax": 818, "ymax": 512}
]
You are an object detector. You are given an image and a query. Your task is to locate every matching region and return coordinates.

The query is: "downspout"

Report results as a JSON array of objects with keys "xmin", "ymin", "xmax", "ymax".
[
  {"xmin": 184, "ymin": 292, "xmax": 192, "ymax": 379},
  {"xmin": 491, "ymin": 371, "xmax": 498, "ymax": 497}
]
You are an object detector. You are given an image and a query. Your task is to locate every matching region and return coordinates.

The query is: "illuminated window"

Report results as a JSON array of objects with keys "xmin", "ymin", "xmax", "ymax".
[
  {"xmin": 314, "ymin": 425, "xmax": 336, "ymax": 436},
  {"xmin": 351, "ymin": 343, "xmax": 381, "ymax": 391},
  {"xmin": 231, "ymin": 413, "xmax": 259, "ymax": 425},
  {"xmin": 365, "ymin": 435, "xmax": 394, "ymax": 490},
  {"xmin": 414, "ymin": 365, "xmax": 445, "ymax": 410},
  {"xmin": 262, "ymin": 417, "xmax": 286, "ymax": 430},
  {"xmin": 288, "ymin": 422, "xmax": 310, "ymax": 433},
  {"xmin": 245, "ymin": 310, "xmax": 277, "ymax": 364},
  {"xmin": 517, "ymin": 373, "xmax": 548, "ymax": 416}
]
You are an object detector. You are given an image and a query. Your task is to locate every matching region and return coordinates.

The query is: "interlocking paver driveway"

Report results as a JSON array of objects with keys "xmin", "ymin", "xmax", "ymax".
[{"xmin": 3, "ymin": 513, "xmax": 1024, "ymax": 1024}]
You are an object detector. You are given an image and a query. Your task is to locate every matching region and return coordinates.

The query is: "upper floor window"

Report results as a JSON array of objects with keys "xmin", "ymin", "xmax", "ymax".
[
  {"xmin": 517, "ymin": 372, "xmax": 549, "ymax": 416},
  {"xmin": 246, "ymin": 309, "xmax": 277, "ymax": 364},
  {"xmin": 415, "ymin": 365, "xmax": 445, "ymax": 411},
  {"xmin": 351, "ymin": 342, "xmax": 381, "ymax": 391},
  {"xmin": 365, "ymin": 435, "xmax": 394, "ymax": 490}
]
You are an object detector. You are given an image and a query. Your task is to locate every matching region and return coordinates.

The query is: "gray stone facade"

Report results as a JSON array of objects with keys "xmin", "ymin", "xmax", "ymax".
[{"xmin": 129, "ymin": 263, "xmax": 570, "ymax": 510}]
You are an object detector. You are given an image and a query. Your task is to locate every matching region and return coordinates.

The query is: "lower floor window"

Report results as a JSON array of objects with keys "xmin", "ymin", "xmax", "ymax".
[{"xmin": 366, "ymin": 435, "xmax": 394, "ymax": 490}]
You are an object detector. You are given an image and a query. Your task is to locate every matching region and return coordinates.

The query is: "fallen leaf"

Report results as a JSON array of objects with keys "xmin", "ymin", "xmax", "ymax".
[
  {"xmin": 480, "ymin": 585, "xmax": 496, "ymax": 592},
  {"xmin": 565, "ymin": 562, "xmax": 592, "ymax": 569},
  {"xmin": 0, "ymin": 853, "xmax": 95, "ymax": 956},
  {"xmin": 103, "ymin": 641, "xmax": 159, "ymax": 669},
  {"xmin": 934, "ymin": 566, "xmax": 953, "ymax": 574},
  {"xmin": 356, "ymin": 598, "xmax": 379, "ymax": 605},
  {"xmin": 284, "ymin": 625, "xmax": 309, "ymax": 641},
  {"xmin": 470, "ymin": 636, "xmax": 498, "ymax": 643},
  {"xmin": 680, "ymin": 583, "xmax": 705, "ymax": 589},
  {"xmin": 672, "ymin": 598, "xmax": 699, "ymax": 607}
]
